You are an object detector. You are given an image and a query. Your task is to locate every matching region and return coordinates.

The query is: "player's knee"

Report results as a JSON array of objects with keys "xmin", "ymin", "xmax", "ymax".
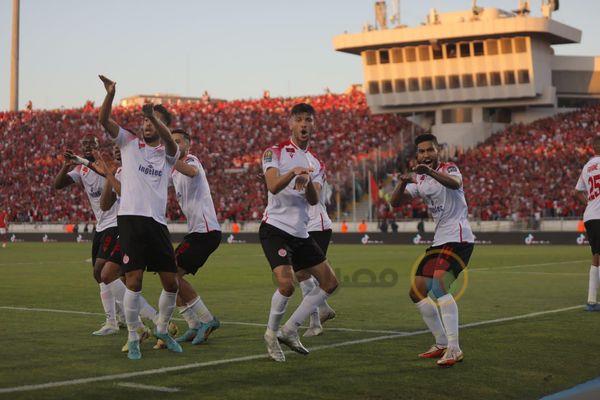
[
  {"xmin": 430, "ymin": 278, "xmax": 447, "ymax": 298},
  {"xmin": 279, "ymin": 281, "xmax": 295, "ymax": 297}
]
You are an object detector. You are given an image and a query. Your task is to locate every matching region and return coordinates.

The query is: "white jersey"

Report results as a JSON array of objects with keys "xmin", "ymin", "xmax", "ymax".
[
  {"xmin": 67, "ymin": 165, "xmax": 118, "ymax": 232},
  {"xmin": 171, "ymin": 154, "xmax": 221, "ymax": 233},
  {"xmin": 405, "ymin": 162, "xmax": 474, "ymax": 246},
  {"xmin": 308, "ymin": 182, "xmax": 332, "ymax": 232},
  {"xmin": 576, "ymin": 155, "xmax": 600, "ymax": 222},
  {"xmin": 110, "ymin": 127, "xmax": 179, "ymax": 225},
  {"xmin": 262, "ymin": 139, "xmax": 325, "ymax": 238}
]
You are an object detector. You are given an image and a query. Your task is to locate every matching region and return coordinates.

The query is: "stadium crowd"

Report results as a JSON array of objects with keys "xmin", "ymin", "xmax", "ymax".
[{"xmin": 0, "ymin": 90, "xmax": 408, "ymax": 224}]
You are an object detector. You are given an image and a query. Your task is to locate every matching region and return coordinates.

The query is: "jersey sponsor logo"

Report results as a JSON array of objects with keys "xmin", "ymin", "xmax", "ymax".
[
  {"xmin": 277, "ymin": 248, "xmax": 287, "ymax": 257},
  {"xmin": 138, "ymin": 163, "xmax": 163, "ymax": 177},
  {"xmin": 263, "ymin": 150, "xmax": 273, "ymax": 163},
  {"xmin": 88, "ymin": 188, "xmax": 102, "ymax": 198},
  {"xmin": 446, "ymin": 165, "xmax": 458, "ymax": 173},
  {"xmin": 429, "ymin": 205, "xmax": 444, "ymax": 214}
]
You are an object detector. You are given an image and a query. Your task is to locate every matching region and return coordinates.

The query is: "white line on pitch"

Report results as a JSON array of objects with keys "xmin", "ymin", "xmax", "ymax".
[
  {"xmin": 0, "ymin": 304, "xmax": 583, "ymax": 394},
  {"xmin": 475, "ymin": 271, "xmax": 586, "ymax": 276},
  {"xmin": 471, "ymin": 259, "xmax": 587, "ymax": 272},
  {"xmin": 117, "ymin": 382, "xmax": 180, "ymax": 393},
  {"xmin": 0, "ymin": 306, "xmax": 406, "ymax": 335}
]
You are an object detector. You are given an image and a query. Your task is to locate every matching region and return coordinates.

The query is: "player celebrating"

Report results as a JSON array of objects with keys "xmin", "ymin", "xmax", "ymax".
[
  {"xmin": 260, "ymin": 103, "xmax": 338, "ymax": 362},
  {"xmin": 390, "ymin": 133, "xmax": 474, "ymax": 367},
  {"xmin": 575, "ymin": 135, "xmax": 600, "ymax": 312},
  {"xmin": 99, "ymin": 75, "xmax": 182, "ymax": 360},
  {"xmin": 53, "ymin": 135, "xmax": 123, "ymax": 336},
  {"xmin": 168, "ymin": 128, "xmax": 222, "ymax": 345},
  {"xmin": 296, "ymin": 178, "xmax": 336, "ymax": 337}
]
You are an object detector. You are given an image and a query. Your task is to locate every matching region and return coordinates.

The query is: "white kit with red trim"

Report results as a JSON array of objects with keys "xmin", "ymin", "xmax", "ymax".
[
  {"xmin": 576, "ymin": 155, "xmax": 600, "ymax": 222},
  {"xmin": 110, "ymin": 127, "xmax": 179, "ymax": 225},
  {"xmin": 405, "ymin": 162, "xmax": 474, "ymax": 246},
  {"xmin": 67, "ymin": 164, "xmax": 118, "ymax": 232},
  {"xmin": 171, "ymin": 153, "xmax": 220, "ymax": 233},
  {"xmin": 261, "ymin": 139, "xmax": 325, "ymax": 238},
  {"xmin": 308, "ymin": 181, "xmax": 332, "ymax": 232}
]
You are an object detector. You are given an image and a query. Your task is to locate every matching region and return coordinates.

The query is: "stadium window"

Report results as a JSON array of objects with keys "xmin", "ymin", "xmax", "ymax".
[
  {"xmin": 443, "ymin": 108, "xmax": 473, "ymax": 123},
  {"xmin": 365, "ymin": 50, "xmax": 377, "ymax": 65},
  {"xmin": 445, "ymin": 43, "xmax": 457, "ymax": 59},
  {"xmin": 394, "ymin": 79, "xmax": 407, "ymax": 93},
  {"xmin": 391, "ymin": 48, "xmax": 403, "ymax": 63},
  {"xmin": 442, "ymin": 109, "xmax": 453, "ymax": 124},
  {"xmin": 379, "ymin": 49, "xmax": 390, "ymax": 64},
  {"xmin": 490, "ymin": 72, "xmax": 502, "ymax": 86},
  {"xmin": 435, "ymin": 76, "xmax": 447, "ymax": 89},
  {"xmin": 405, "ymin": 47, "xmax": 417, "ymax": 62},
  {"xmin": 501, "ymin": 38, "xmax": 513, "ymax": 54},
  {"xmin": 460, "ymin": 43, "xmax": 471, "ymax": 57},
  {"xmin": 518, "ymin": 69, "xmax": 530, "ymax": 84},
  {"xmin": 408, "ymin": 78, "xmax": 420, "ymax": 91},
  {"xmin": 432, "ymin": 46, "xmax": 444, "ymax": 60},
  {"xmin": 449, "ymin": 75, "xmax": 460, "ymax": 89},
  {"xmin": 504, "ymin": 71, "xmax": 516, "ymax": 85},
  {"xmin": 486, "ymin": 39, "xmax": 499, "ymax": 55},
  {"xmin": 381, "ymin": 80, "xmax": 393, "ymax": 93},
  {"xmin": 476, "ymin": 72, "xmax": 488, "ymax": 87},
  {"xmin": 418, "ymin": 46, "xmax": 431, "ymax": 61},
  {"xmin": 473, "ymin": 41, "xmax": 484, "ymax": 56},
  {"xmin": 368, "ymin": 81, "xmax": 380, "ymax": 94},
  {"xmin": 462, "ymin": 74, "xmax": 474, "ymax": 88},
  {"xmin": 421, "ymin": 77, "xmax": 433, "ymax": 91},
  {"xmin": 514, "ymin": 37, "xmax": 527, "ymax": 53}
]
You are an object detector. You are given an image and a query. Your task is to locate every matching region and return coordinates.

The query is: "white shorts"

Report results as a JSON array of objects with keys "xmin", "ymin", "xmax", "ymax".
[{"xmin": 0, "ymin": 228, "xmax": 6, "ymax": 235}]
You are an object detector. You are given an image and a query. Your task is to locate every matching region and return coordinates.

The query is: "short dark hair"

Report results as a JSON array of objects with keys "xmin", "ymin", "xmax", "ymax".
[
  {"xmin": 290, "ymin": 103, "xmax": 315, "ymax": 116},
  {"xmin": 172, "ymin": 128, "xmax": 191, "ymax": 142},
  {"xmin": 153, "ymin": 104, "xmax": 172, "ymax": 126},
  {"xmin": 414, "ymin": 133, "xmax": 439, "ymax": 147}
]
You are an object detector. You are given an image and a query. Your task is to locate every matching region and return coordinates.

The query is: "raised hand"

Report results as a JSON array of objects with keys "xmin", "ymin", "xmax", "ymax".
[
  {"xmin": 413, "ymin": 164, "xmax": 432, "ymax": 176},
  {"xmin": 294, "ymin": 173, "xmax": 310, "ymax": 191},
  {"xmin": 63, "ymin": 150, "xmax": 77, "ymax": 166},
  {"xmin": 99, "ymin": 75, "xmax": 116, "ymax": 95},
  {"xmin": 400, "ymin": 172, "xmax": 416, "ymax": 184},
  {"xmin": 142, "ymin": 103, "xmax": 155, "ymax": 119}
]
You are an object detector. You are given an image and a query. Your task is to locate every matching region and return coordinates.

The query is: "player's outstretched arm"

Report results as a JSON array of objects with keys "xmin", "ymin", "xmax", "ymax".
[
  {"xmin": 414, "ymin": 164, "xmax": 461, "ymax": 190},
  {"xmin": 390, "ymin": 174, "xmax": 415, "ymax": 207},
  {"xmin": 174, "ymin": 159, "xmax": 199, "ymax": 177},
  {"xmin": 142, "ymin": 104, "xmax": 178, "ymax": 157},
  {"xmin": 265, "ymin": 167, "xmax": 312, "ymax": 195},
  {"xmin": 53, "ymin": 151, "xmax": 79, "ymax": 190},
  {"xmin": 98, "ymin": 75, "xmax": 119, "ymax": 138}
]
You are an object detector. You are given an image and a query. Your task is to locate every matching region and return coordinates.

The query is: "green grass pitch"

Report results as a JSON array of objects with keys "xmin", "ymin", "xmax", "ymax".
[{"xmin": 0, "ymin": 242, "xmax": 598, "ymax": 399}]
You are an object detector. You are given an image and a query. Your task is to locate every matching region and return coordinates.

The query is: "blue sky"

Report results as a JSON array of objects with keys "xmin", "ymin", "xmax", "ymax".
[{"xmin": 1, "ymin": 0, "xmax": 599, "ymax": 110}]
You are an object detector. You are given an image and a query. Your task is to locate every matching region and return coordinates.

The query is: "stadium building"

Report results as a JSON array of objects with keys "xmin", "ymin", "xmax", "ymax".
[{"xmin": 333, "ymin": 0, "xmax": 600, "ymax": 148}]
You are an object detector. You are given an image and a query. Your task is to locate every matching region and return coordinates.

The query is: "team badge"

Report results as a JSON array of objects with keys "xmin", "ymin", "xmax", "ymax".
[
  {"xmin": 278, "ymin": 248, "xmax": 287, "ymax": 257},
  {"xmin": 123, "ymin": 254, "xmax": 130, "ymax": 264},
  {"xmin": 264, "ymin": 150, "xmax": 273, "ymax": 162},
  {"xmin": 286, "ymin": 147, "xmax": 295, "ymax": 158}
]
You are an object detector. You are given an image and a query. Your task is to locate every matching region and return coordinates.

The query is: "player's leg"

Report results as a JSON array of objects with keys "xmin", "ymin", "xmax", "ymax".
[
  {"xmin": 295, "ymin": 269, "xmax": 322, "ymax": 336},
  {"xmin": 279, "ymin": 238, "xmax": 338, "ymax": 354},
  {"xmin": 307, "ymin": 229, "xmax": 336, "ymax": 334},
  {"xmin": 259, "ymin": 223, "xmax": 295, "ymax": 362},
  {"xmin": 585, "ymin": 221, "xmax": 600, "ymax": 311},
  {"xmin": 147, "ymin": 221, "xmax": 182, "ymax": 353}
]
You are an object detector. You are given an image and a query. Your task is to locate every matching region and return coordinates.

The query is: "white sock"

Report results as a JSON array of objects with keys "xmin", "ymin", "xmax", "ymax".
[
  {"xmin": 312, "ymin": 276, "xmax": 334, "ymax": 316},
  {"xmin": 107, "ymin": 279, "xmax": 126, "ymax": 320},
  {"xmin": 99, "ymin": 283, "xmax": 117, "ymax": 324},
  {"xmin": 588, "ymin": 265, "xmax": 599, "ymax": 304},
  {"xmin": 189, "ymin": 296, "xmax": 214, "ymax": 323},
  {"xmin": 156, "ymin": 290, "xmax": 178, "ymax": 335},
  {"xmin": 139, "ymin": 295, "xmax": 158, "ymax": 324},
  {"xmin": 267, "ymin": 290, "xmax": 290, "ymax": 332},
  {"xmin": 123, "ymin": 289, "xmax": 143, "ymax": 341},
  {"xmin": 415, "ymin": 298, "xmax": 448, "ymax": 347},
  {"xmin": 437, "ymin": 293, "xmax": 459, "ymax": 349},
  {"xmin": 179, "ymin": 305, "xmax": 202, "ymax": 329},
  {"xmin": 283, "ymin": 287, "xmax": 329, "ymax": 334},
  {"xmin": 300, "ymin": 278, "xmax": 321, "ymax": 328}
]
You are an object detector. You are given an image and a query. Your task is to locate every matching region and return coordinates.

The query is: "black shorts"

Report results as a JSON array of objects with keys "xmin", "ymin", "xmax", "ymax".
[
  {"xmin": 117, "ymin": 215, "xmax": 177, "ymax": 273},
  {"xmin": 308, "ymin": 229, "xmax": 332, "ymax": 255},
  {"xmin": 259, "ymin": 222, "xmax": 326, "ymax": 272},
  {"xmin": 91, "ymin": 226, "xmax": 119, "ymax": 266},
  {"xmin": 415, "ymin": 242, "xmax": 474, "ymax": 279},
  {"xmin": 107, "ymin": 237, "xmax": 122, "ymax": 265},
  {"xmin": 175, "ymin": 231, "xmax": 222, "ymax": 275},
  {"xmin": 585, "ymin": 220, "xmax": 600, "ymax": 254}
]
